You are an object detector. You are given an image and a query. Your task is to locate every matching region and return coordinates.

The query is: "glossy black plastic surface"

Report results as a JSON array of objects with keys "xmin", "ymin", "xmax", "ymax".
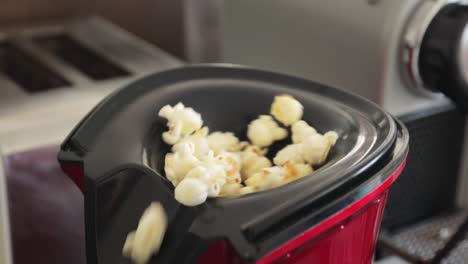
[
  {"xmin": 419, "ymin": 4, "xmax": 468, "ymax": 111},
  {"xmin": 58, "ymin": 65, "xmax": 404, "ymax": 263}
]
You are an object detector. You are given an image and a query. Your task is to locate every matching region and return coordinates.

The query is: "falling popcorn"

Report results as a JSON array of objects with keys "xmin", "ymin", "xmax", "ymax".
[
  {"xmin": 123, "ymin": 202, "xmax": 167, "ymax": 264},
  {"xmin": 271, "ymin": 94, "xmax": 304, "ymax": 126},
  {"xmin": 247, "ymin": 115, "xmax": 288, "ymax": 147}
]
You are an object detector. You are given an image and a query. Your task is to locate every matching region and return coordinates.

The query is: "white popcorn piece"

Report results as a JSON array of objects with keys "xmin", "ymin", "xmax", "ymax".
[
  {"xmin": 219, "ymin": 183, "xmax": 243, "ymax": 197},
  {"xmin": 270, "ymin": 95, "xmax": 304, "ymax": 126},
  {"xmin": 216, "ymin": 152, "xmax": 242, "ymax": 184},
  {"xmin": 125, "ymin": 202, "xmax": 167, "ymax": 264},
  {"xmin": 245, "ymin": 166, "xmax": 286, "ymax": 191},
  {"xmin": 175, "ymin": 178, "xmax": 209, "ymax": 206},
  {"xmin": 207, "ymin": 132, "xmax": 241, "ymax": 155},
  {"xmin": 185, "ymin": 165, "xmax": 226, "ymax": 197},
  {"xmin": 172, "ymin": 127, "xmax": 210, "ymax": 159},
  {"xmin": 159, "ymin": 103, "xmax": 203, "ymax": 136},
  {"xmin": 283, "ymin": 162, "xmax": 313, "ymax": 183},
  {"xmin": 301, "ymin": 134, "xmax": 333, "ymax": 166},
  {"xmin": 247, "ymin": 115, "xmax": 288, "ymax": 147},
  {"xmin": 162, "ymin": 121, "xmax": 182, "ymax": 145},
  {"xmin": 200, "ymin": 151, "xmax": 228, "ymax": 181},
  {"xmin": 164, "ymin": 142, "xmax": 199, "ymax": 186},
  {"xmin": 291, "ymin": 120, "xmax": 317, "ymax": 144},
  {"xmin": 324, "ymin": 131, "xmax": 339, "ymax": 146},
  {"xmin": 240, "ymin": 151, "xmax": 272, "ymax": 181},
  {"xmin": 273, "ymin": 143, "xmax": 305, "ymax": 166}
]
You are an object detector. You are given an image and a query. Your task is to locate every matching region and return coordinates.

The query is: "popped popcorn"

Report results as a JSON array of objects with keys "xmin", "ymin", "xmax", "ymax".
[
  {"xmin": 301, "ymin": 133, "xmax": 335, "ymax": 166},
  {"xmin": 159, "ymin": 102, "xmax": 203, "ymax": 142},
  {"xmin": 172, "ymin": 127, "xmax": 210, "ymax": 159},
  {"xmin": 245, "ymin": 166, "xmax": 286, "ymax": 191},
  {"xmin": 127, "ymin": 95, "xmax": 339, "ymax": 261},
  {"xmin": 216, "ymin": 152, "xmax": 242, "ymax": 184},
  {"xmin": 240, "ymin": 151, "xmax": 272, "ymax": 180},
  {"xmin": 164, "ymin": 142, "xmax": 199, "ymax": 186},
  {"xmin": 157, "ymin": 95, "xmax": 337, "ymax": 202},
  {"xmin": 175, "ymin": 178, "xmax": 209, "ymax": 206},
  {"xmin": 123, "ymin": 202, "xmax": 167, "ymax": 264},
  {"xmin": 239, "ymin": 142, "xmax": 268, "ymax": 156},
  {"xmin": 185, "ymin": 166, "xmax": 224, "ymax": 197},
  {"xmin": 291, "ymin": 120, "xmax": 317, "ymax": 144},
  {"xmin": 219, "ymin": 183, "xmax": 243, "ymax": 197},
  {"xmin": 283, "ymin": 162, "xmax": 313, "ymax": 183},
  {"xmin": 273, "ymin": 143, "xmax": 305, "ymax": 166},
  {"xmin": 162, "ymin": 121, "xmax": 182, "ymax": 145},
  {"xmin": 324, "ymin": 131, "xmax": 339, "ymax": 146},
  {"xmin": 207, "ymin": 132, "xmax": 241, "ymax": 155},
  {"xmin": 247, "ymin": 115, "xmax": 288, "ymax": 147},
  {"xmin": 271, "ymin": 94, "xmax": 304, "ymax": 126}
]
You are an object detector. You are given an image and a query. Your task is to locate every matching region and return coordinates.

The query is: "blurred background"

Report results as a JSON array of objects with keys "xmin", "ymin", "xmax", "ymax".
[{"xmin": 2, "ymin": 0, "xmax": 468, "ymax": 263}]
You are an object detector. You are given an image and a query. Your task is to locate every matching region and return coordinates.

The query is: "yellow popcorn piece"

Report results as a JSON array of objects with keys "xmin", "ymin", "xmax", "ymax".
[
  {"xmin": 324, "ymin": 131, "xmax": 339, "ymax": 146},
  {"xmin": 301, "ymin": 134, "xmax": 333, "ymax": 166},
  {"xmin": 245, "ymin": 166, "xmax": 285, "ymax": 191},
  {"xmin": 291, "ymin": 120, "xmax": 317, "ymax": 144},
  {"xmin": 271, "ymin": 94, "xmax": 304, "ymax": 126},
  {"xmin": 273, "ymin": 143, "xmax": 305, "ymax": 166},
  {"xmin": 283, "ymin": 162, "xmax": 314, "ymax": 183},
  {"xmin": 207, "ymin": 132, "xmax": 241, "ymax": 155},
  {"xmin": 240, "ymin": 151, "xmax": 272, "ymax": 181},
  {"xmin": 122, "ymin": 231, "xmax": 135, "ymax": 258},
  {"xmin": 219, "ymin": 183, "xmax": 243, "ymax": 197},
  {"xmin": 238, "ymin": 186, "xmax": 258, "ymax": 196},
  {"xmin": 124, "ymin": 202, "xmax": 167, "ymax": 264},
  {"xmin": 216, "ymin": 152, "xmax": 242, "ymax": 184}
]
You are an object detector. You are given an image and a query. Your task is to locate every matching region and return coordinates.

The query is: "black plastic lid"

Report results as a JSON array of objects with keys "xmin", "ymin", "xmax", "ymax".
[{"xmin": 58, "ymin": 65, "xmax": 407, "ymax": 263}]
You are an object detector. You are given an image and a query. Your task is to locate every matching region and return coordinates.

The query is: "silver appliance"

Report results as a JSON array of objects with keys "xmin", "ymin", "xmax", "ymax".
[
  {"xmin": 0, "ymin": 17, "xmax": 182, "ymax": 264},
  {"xmin": 222, "ymin": 0, "xmax": 468, "ymax": 261}
]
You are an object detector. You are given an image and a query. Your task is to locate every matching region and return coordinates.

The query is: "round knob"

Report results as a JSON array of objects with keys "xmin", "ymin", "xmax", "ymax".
[{"xmin": 418, "ymin": 3, "xmax": 468, "ymax": 111}]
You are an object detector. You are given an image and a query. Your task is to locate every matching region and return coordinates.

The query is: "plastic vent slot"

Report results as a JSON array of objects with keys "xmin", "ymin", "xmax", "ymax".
[
  {"xmin": 35, "ymin": 34, "xmax": 131, "ymax": 81},
  {"xmin": 0, "ymin": 42, "xmax": 70, "ymax": 93}
]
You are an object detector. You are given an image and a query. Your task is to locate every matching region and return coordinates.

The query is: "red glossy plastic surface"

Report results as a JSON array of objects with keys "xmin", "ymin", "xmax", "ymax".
[
  {"xmin": 196, "ymin": 159, "xmax": 406, "ymax": 264},
  {"xmin": 61, "ymin": 164, "xmax": 84, "ymax": 191}
]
